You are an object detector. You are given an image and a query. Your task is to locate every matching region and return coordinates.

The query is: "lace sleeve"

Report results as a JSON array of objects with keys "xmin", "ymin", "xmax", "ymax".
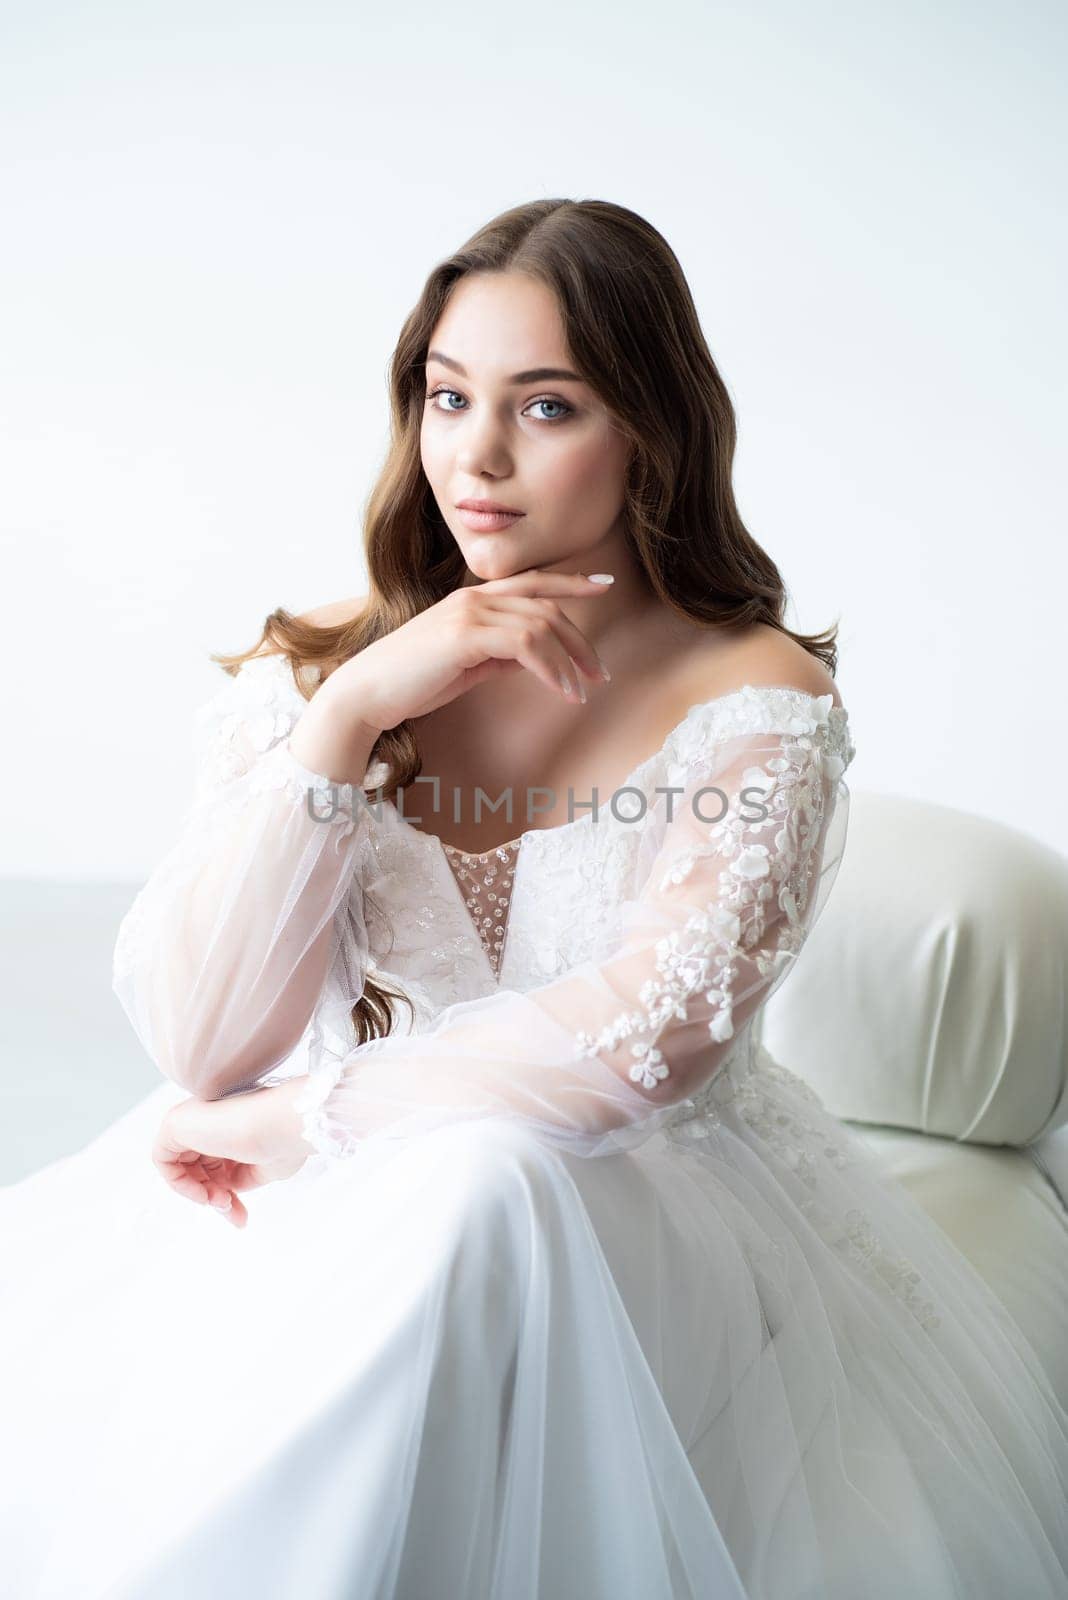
[
  {"xmin": 112, "ymin": 654, "xmax": 379, "ymax": 1100},
  {"xmin": 295, "ymin": 691, "xmax": 853, "ymax": 1159}
]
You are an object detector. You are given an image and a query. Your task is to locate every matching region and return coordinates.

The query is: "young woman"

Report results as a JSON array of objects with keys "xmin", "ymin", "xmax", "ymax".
[{"xmin": 3, "ymin": 199, "xmax": 1067, "ymax": 1599}]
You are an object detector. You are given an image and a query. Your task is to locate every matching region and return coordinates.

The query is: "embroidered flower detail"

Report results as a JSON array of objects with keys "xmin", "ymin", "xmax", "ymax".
[
  {"xmin": 732, "ymin": 843, "xmax": 772, "ymax": 880},
  {"xmin": 628, "ymin": 1041, "xmax": 670, "ymax": 1089}
]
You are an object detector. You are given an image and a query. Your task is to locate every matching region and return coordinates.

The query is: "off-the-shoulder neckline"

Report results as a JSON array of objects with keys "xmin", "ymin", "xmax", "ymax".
[
  {"xmin": 239, "ymin": 653, "xmax": 852, "ymax": 858},
  {"xmin": 346, "ymin": 678, "xmax": 851, "ymax": 862}
]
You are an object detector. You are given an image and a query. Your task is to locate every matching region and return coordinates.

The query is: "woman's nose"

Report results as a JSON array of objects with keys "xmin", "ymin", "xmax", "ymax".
[{"xmin": 454, "ymin": 414, "xmax": 513, "ymax": 477}]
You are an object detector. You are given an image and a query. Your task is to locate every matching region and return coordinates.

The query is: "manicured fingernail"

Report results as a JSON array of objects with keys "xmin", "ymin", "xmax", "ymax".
[
  {"xmin": 600, "ymin": 663, "xmax": 612, "ymax": 682},
  {"xmin": 577, "ymin": 675, "xmax": 587, "ymax": 705},
  {"xmin": 559, "ymin": 673, "xmax": 572, "ymax": 694},
  {"xmin": 211, "ymin": 1194, "xmax": 232, "ymax": 1212},
  {"xmin": 587, "ymin": 573, "xmax": 614, "ymax": 584}
]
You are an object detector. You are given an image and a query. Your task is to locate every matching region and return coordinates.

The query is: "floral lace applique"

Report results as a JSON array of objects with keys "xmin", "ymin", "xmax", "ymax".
[
  {"xmin": 499, "ymin": 819, "xmax": 646, "ymax": 991},
  {"xmin": 190, "ymin": 653, "xmax": 388, "ymax": 824},
  {"xmin": 831, "ymin": 1210, "xmax": 943, "ymax": 1332},
  {"xmin": 571, "ymin": 729, "xmax": 829, "ymax": 1094}
]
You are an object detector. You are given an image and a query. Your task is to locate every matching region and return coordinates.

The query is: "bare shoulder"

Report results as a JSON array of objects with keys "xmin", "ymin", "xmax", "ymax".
[
  {"xmin": 296, "ymin": 593, "xmax": 368, "ymax": 630},
  {"xmin": 679, "ymin": 622, "xmax": 843, "ymax": 710}
]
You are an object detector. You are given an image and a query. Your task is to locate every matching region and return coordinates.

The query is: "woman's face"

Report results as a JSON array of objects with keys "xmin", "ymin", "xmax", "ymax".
[{"xmin": 420, "ymin": 271, "xmax": 632, "ymax": 582}]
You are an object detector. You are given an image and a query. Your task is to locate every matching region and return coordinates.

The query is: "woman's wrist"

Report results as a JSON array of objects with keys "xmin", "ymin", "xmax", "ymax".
[{"xmin": 288, "ymin": 680, "xmax": 383, "ymax": 787}]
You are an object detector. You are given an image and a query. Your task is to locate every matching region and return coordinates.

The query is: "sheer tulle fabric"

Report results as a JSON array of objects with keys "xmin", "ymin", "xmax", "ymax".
[{"xmin": 111, "ymin": 655, "xmax": 373, "ymax": 1101}]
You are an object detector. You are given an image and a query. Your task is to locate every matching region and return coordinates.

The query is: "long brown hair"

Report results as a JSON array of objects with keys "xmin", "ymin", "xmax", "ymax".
[{"xmin": 211, "ymin": 197, "xmax": 841, "ymax": 1045}]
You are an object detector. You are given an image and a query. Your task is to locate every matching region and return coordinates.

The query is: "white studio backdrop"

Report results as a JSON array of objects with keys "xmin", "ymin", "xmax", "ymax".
[{"xmin": 1, "ymin": 0, "xmax": 1065, "ymax": 884}]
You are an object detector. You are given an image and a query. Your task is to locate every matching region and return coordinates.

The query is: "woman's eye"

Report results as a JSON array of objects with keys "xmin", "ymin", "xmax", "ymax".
[
  {"xmin": 525, "ymin": 398, "xmax": 573, "ymax": 423},
  {"xmin": 426, "ymin": 388, "xmax": 574, "ymax": 424},
  {"xmin": 428, "ymin": 387, "xmax": 467, "ymax": 413}
]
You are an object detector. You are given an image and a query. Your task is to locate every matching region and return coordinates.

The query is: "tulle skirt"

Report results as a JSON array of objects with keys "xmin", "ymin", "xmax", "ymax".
[{"xmin": 3, "ymin": 1046, "xmax": 1067, "ymax": 1599}]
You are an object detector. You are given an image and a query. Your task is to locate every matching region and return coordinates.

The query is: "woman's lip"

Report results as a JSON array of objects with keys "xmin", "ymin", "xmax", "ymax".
[
  {"xmin": 455, "ymin": 501, "xmax": 524, "ymax": 514},
  {"xmin": 456, "ymin": 507, "xmax": 526, "ymax": 531}
]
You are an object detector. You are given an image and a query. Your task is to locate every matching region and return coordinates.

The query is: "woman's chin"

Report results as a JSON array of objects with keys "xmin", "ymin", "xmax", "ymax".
[{"xmin": 461, "ymin": 542, "xmax": 534, "ymax": 582}]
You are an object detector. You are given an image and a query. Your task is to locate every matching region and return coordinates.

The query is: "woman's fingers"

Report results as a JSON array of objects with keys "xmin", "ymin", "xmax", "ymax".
[
  {"xmin": 165, "ymin": 1165, "xmax": 245, "ymax": 1226},
  {"xmin": 152, "ymin": 1136, "xmax": 238, "ymax": 1217},
  {"xmin": 161, "ymin": 1165, "xmax": 210, "ymax": 1204},
  {"xmin": 467, "ymin": 620, "xmax": 567, "ymax": 699},
  {"xmin": 444, "ymin": 573, "xmax": 614, "ymax": 703},
  {"xmin": 477, "ymin": 596, "xmax": 610, "ymax": 691},
  {"xmin": 152, "ymin": 1143, "xmax": 254, "ymax": 1226},
  {"xmin": 481, "ymin": 569, "xmax": 615, "ymax": 603},
  {"xmin": 470, "ymin": 618, "xmax": 593, "ymax": 702}
]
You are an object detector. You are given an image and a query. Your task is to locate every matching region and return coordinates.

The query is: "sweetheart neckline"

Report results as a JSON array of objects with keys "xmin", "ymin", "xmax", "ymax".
[{"xmin": 377, "ymin": 683, "xmax": 850, "ymax": 862}]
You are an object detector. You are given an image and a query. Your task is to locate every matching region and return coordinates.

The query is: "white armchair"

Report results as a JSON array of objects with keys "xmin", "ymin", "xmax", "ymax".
[{"xmin": 757, "ymin": 790, "xmax": 1068, "ymax": 1403}]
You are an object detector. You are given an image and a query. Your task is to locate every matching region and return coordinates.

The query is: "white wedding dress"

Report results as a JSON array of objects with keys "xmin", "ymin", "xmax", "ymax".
[{"xmin": 3, "ymin": 652, "xmax": 1067, "ymax": 1600}]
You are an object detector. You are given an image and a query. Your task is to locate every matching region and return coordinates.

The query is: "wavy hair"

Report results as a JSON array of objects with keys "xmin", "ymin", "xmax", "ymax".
[{"xmin": 211, "ymin": 196, "xmax": 841, "ymax": 1045}]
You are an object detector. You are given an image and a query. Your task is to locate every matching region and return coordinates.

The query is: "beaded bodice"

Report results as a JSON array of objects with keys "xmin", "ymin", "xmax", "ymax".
[{"xmin": 439, "ymin": 838, "xmax": 523, "ymax": 980}]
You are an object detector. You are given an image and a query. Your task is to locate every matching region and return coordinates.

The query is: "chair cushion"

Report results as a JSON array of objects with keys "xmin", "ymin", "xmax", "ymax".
[{"xmin": 760, "ymin": 792, "xmax": 1068, "ymax": 1146}]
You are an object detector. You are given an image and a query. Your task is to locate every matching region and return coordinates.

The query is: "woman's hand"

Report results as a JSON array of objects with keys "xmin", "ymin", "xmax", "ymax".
[
  {"xmin": 316, "ymin": 569, "xmax": 616, "ymax": 735},
  {"xmin": 152, "ymin": 1079, "xmax": 315, "ymax": 1229}
]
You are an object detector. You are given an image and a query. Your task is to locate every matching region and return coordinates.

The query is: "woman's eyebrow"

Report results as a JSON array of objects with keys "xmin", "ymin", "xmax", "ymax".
[{"xmin": 425, "ymin": 350, "xmax": 584, "ymax": 384}]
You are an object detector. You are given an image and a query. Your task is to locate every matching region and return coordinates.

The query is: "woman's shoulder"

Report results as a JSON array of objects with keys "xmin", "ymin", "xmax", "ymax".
[
  {"xmin": 676, "ymin": 622, "xmax": 842, "ymax": 711},
  {"xmin": 295, "ymin": 593, "xmax": 369, "ymax": 631}
]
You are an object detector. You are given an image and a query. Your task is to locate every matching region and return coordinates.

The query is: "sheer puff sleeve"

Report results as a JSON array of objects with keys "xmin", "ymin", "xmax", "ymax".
[
  {"xmin": 295, "ymin": 689, "xmax": 854, "ymax": 1161},
  {"xmin": 112, "ymin": 654, "xmax": 381, "ymax": 1102}
]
